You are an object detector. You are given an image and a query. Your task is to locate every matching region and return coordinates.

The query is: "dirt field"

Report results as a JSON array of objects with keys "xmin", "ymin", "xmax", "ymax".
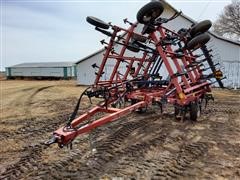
[
  {"xmin": 0, "ymin": 72, "xmax": 6, "ymax": 81},
  {"xmin": 1, "ymin": 80, "xmax": 240, "ymax": 180}
]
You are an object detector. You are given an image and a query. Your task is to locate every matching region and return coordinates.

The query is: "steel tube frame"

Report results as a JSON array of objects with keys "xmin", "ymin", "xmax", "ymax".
[{"xmin": 49, "ymin": 20, "xmax": 215, "ymax": 148}]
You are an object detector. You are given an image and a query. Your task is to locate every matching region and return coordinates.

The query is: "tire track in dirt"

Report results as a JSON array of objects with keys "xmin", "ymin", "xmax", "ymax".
[
  {"xmin": 1, "ymin": 88, "xmax": 240, "ymax": 179},
  {"xmin": 0, "ymin": 103, "xmax": 221, "ymax": 179},
  {"xmin": 0, "ymin": 86, "xmax": 55, "ymax": 140},
  {"xmin": 1, "ymin": 83, "xmax": 75, "ymax": 137},
  {"xmin": 116, "ymin": 143, "xmax": 207, "ymax": 179},
  {"xmin": 99, "ymin": 115, "xmax": 209, "ymax": 179},
  {"xmin": 57, "ymin": 113, "xmax": 173, "ymax": 179},
  {"xmin": 1, "ymin": 85, "xmax": 55, "ymax": 124},
  {"xmin": 0, "ymin": 113, "xmax": 73, "ymax": 179},
  {"xmin": 0, "ymin": 104, "xmax": 106, "ymax": 179},
  {"xmin": 25, "ymin": 113, "xmax": 162, "ymax": 180},
  {"xmin": 205, "ymin": 101, "xmax": 240, "ymax": 114},
  {"xmin": 24, "ymin": 85, "xmax": 55, "ymax": 119},
  {"xmin": 0, "ymin": 85, "xmax": 77, "ymax": 179},
  {"xmin": 25, "ymin": 137, "xmax": 91, "ymax": 180},
  {"xmin": 0, "ymin": 98, "xmax": 75, "ymax": 141},
  {"xmin": 0, "ymin": 144, "xmax": 48, "ymax": 179}
]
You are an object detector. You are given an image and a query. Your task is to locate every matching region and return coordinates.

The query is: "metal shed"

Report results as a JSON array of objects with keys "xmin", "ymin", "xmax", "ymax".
[
  {"xmin": 6, "ymin": 62, "xmax": 77, "ymax": 79},
  {"xmin": 75, "ymin": 0, "xmax": 240, "ymax": 88}
]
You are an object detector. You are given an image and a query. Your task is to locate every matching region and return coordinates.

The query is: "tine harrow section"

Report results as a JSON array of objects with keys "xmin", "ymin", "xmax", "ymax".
[{"xmin": 46, "ymin": 2, "xmax": 225, "ymax": 148}]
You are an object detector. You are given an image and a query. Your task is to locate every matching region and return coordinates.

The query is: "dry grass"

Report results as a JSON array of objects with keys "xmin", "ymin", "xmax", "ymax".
[
  {"xmin": 1, "ymin": 80, "xmax": 85, "ymax": 120},
  {"xmin": 212, "ymin": 88, "xmax": 240, "ymax": 99}
]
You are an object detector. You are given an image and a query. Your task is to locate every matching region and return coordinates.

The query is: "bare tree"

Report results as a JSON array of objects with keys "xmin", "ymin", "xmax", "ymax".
[{"xmin": 213, "ymin": 0, "xmax": 240, "ymax": 40}]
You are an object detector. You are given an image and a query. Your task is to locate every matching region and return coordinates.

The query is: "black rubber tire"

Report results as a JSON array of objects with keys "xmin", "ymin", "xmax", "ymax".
[
  {"xmin": 189, "ymin": 102, "xmax": 200, "ymax": 121},
  {"xmin": 137, "ymin": 1, "xmax": 164, "ymax": 24},
  {"xmin": 186, "ymin": 33, "xmax": 210, "ymax": 50},
  {"xmin": 86, "ymin": 16, "xmax": 109, "ymax": 29},
  {"xmin": 190, "ymin": 20, "xmax": 212, "ymax": 37}
]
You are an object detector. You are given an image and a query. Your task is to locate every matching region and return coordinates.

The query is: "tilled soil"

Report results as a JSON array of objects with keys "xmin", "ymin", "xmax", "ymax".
[{"xmin": 1, "ymin": 83, "xmax": 240, "ymax": 180}]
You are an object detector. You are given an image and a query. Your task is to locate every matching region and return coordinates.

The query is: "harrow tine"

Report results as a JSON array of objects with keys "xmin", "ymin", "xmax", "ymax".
[
  {"xmin": 123, "ymin": 18, "xmax": 134, "ymax": 25},
  {"xmin": 210, "ymin": 76, "xmax": 227, "ymax": 85},
  {"xmin": 194, "ymin": 54, "xmax": 204, "ymax": 58},
  {"xmin": 195, "ymin": 58, "xmax": 208, "ymax": 63},
  {"xmin": 201, "ymin": 63, "xmax": 220, "ymax": 71},
  {"xmin": 202, "ymin": 93, "xmax": 215, "ymax": 109},
  {"xmin": 137, "ymin": 62, "xmax": 145, "ymax": 68},
  {"xmin": 100, "ymin": 39, "xmax": 109, "ymax": 45},
  {"xmin": 92, "ymin": 63, "xmax": 100, "ymax": 69},
  {"xmin": 117, "ymin": 71, "xmax": 124, "ymax": 76},
  {"xmin": 186, "ymin": 63, "xmax": 204, "ymax": 68},
  {"xmin": 111, "ymin": 49, "xmax": 119, "ymax": 55},
  {"xmin": 95, "ymin": 71, "xmax": 105, "ymax": 77}
]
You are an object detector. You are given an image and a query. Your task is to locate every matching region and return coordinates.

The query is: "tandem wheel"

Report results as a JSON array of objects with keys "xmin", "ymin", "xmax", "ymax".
[
  {"xmin": 86, "ymin": 16, "xmax": 110, "ymax": 29},
  {"xmin": 190, "ymin": 20, "xmax": 212, "ymax": 37},
  {"xmin": 186, "ymin": 33, "xmax": 210, "ymax": 50},
  {"xmin": 136, "ymin": 1, "xmax": 164, "ymax": 24}
]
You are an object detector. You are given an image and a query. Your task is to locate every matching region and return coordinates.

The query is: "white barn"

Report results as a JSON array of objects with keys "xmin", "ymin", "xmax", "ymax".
[
  {"xmin": 6, "ymin": 62, "xmax": 76, "ymax": 79},
  {"xmin": 76, "ymin": 1, "xmax": 240, "ymax": 88}
]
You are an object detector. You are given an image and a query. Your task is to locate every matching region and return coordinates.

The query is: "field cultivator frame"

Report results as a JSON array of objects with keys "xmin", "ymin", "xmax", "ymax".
[{"xmin": 46, "ymin": 2, "xmax": 225, "ymax": 148}]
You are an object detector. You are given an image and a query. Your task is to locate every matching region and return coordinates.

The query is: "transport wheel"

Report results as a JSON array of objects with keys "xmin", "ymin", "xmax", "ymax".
[
  {"xmin": 86, "ymin": 16, "xmax": 109, "ymax": 29},
  {"xmin": 137, "ymin": 1, "xmax": 164, "ymax": 24},
  {"xmin": 189, "ymin": 102, "xmax": 201, "ymax": 121},
  {"xmin": 186, "ymin": 33, "xmax": 210, "ymax": 50},
  {"xmin": 190, "ymin": 20, "xmax": 212, "ymax": 37}
]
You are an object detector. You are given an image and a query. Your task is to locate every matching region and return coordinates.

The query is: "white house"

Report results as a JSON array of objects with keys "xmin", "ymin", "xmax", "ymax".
[{"xmin": 76, "ymin": 0, "xmax": 240, "ymax": 88}]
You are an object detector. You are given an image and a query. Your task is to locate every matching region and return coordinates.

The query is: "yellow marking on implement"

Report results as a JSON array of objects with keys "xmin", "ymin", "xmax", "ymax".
[{"xmin": 179, "ymin": 92, "xmax": 186, "ymax": 100}]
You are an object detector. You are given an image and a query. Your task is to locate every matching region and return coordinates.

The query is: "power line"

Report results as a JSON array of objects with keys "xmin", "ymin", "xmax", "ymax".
[{"xmin": 197, "ymin": 1, "xmax": 211, "ymax": 20}]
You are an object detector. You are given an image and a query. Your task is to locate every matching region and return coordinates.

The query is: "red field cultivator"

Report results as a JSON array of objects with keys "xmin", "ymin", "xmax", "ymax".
[{"xmin": 46, "ymin": 2, "xmax": 225, "ymax": 148}]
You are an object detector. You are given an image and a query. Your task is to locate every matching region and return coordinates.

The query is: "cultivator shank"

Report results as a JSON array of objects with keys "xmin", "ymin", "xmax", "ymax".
[{"xmin": 46, "ymin": 2, "xmax": 225, "ymax": 148}]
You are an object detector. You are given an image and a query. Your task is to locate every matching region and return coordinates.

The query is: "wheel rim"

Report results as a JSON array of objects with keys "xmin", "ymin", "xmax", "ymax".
[{"xmin": 143, "ymin": 8, "xmax": 161, "ymax": 23}]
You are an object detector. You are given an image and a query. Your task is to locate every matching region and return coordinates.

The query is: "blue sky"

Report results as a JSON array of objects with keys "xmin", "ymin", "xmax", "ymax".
[{"xmin": 1, "ymin": 0, "xmax": 231, "ymax": 70}]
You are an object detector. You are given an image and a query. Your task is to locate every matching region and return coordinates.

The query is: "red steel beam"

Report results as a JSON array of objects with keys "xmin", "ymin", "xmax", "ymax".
[
  {"xmin": 158, "ymin": 27, "xmax": 192, "ymax": 88},
  {"xmin": 94, "ymin": 28, "xmax": 119, "ymax": 85},
  {"xmin": 109, "ymin": 24, "xmax": 137, "ymax": 82},
  {"xmin": 184, "ymin": 81, "xmax": 209, "ymax": 94},
  {"xmin": 150, "ymin": 32, "xmax": 184, "ymax": 95},
  {"xmin": 108, "ymin": 54, "xmax": 151, "ymax": 62},
  {"xmin": 53, "ymin": 101, "xmax": 147, "ymax": 146}
]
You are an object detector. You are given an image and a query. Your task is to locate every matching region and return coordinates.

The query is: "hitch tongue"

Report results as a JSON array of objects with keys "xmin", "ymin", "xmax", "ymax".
[{"xmin": 44, "ymin": 136, "xmax": 57, "ymax": 146}]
